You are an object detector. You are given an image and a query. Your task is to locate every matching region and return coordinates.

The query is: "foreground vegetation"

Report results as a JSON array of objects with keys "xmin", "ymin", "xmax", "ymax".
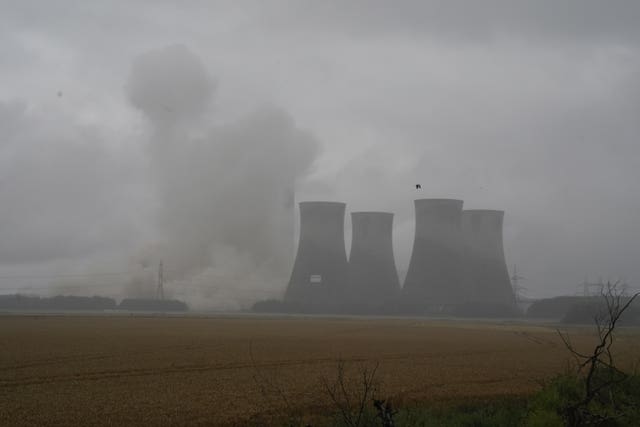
[
  {"xmin": 263, "ymin": 285, "xmax": 640, "ymax": 426},
  {"xmin": 274, "ymin": 369, "xmax": 639, "ymax": 427}
]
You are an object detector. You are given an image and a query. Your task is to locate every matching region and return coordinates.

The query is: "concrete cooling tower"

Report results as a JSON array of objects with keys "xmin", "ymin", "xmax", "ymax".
[
  {"xmin": 402, "ymin": 199, "xmax": 466, "ymax": 311},
  {"xmin": 461, "ymin": 210, "xmax": 515, "ymax": 307},
  {"xmin": 347, "ymin": 212, "xmax": 400, "ymax": 311},
  {"xmin": 284, "ymin": 201, "xmax": 348, "ymax": 310}
]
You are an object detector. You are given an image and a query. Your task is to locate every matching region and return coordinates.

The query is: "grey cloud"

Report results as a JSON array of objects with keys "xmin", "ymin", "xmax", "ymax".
[
  {"xmin": 0, "ymin": 101, "xmax": 145, "ymax": 265},
  {"xmin": 4, "ymin": 1, "xmax": 640, "ymax": 52},
  {"xmin": 127, "ymin": 44, "xmax": 215, "ymax": 125},
  {"xmin": 1, "ymin": 1, "xmax": 639, "ymax": 301},
  {"xmin": 266, "ymin": 1, "xmax": 640, "ymax": 45}
]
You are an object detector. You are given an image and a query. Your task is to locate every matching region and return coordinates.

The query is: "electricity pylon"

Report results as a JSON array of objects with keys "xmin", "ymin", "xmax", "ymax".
[
  {"xmin": 157, "ymin": 260, "xmax": 164, "ymax": 300},
  {"xmin": 511, "ymin": 264, "xmax": 526, "ymax": 303}
]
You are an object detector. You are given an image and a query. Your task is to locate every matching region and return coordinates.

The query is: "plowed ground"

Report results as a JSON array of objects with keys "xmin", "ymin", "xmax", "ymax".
[{"xmin": 1, "ymin": 314, "xmax": 638, "ymax": 426}]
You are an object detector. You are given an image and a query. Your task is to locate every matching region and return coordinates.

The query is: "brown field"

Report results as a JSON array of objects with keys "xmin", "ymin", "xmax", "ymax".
[{"xmin": 1, "ymin": 314, "xmax": 638, "ymax": 426}]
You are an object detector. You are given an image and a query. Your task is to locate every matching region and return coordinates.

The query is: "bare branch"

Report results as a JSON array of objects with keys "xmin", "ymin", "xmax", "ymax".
[
  {"xmin": 321, "ymin": 359, "xmax": 381, "ymax": 427},
  {"xmin": 558, "ymin": 281, "xmax": 639, "ymax": 426}
]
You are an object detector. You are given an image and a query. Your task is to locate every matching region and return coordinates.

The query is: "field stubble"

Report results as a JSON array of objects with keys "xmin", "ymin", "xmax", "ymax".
[{"xmin": 1, "ymin": 314, "xmax": 638, "ymax": 426}]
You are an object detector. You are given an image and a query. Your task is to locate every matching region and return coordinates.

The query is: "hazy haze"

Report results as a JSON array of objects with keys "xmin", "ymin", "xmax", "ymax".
[{"xmin": 1, "ymin": 1, "xmax": 639, "ymax": 305}]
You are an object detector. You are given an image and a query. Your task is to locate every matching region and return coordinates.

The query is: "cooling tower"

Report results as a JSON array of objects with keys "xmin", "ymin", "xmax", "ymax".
[
  {"xmin": 284, "ymin": 201, "xmax": 348, "ymax": 310},
  {"xmin": 347, "ymin": 212, "xmax": 400, "ymax": 311},
  {"xmin": 461, "ymin": 210, "xmax": 515, "ymax": 307},
  {"xmin": 402, "ymin": 199, "xmax": 466, "ymax": 311}
]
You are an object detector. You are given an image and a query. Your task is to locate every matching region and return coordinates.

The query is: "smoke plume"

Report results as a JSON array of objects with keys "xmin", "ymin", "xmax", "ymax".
[{"xmin": 126, "ymin": 45, "xmax": 319, "ymax": 308}]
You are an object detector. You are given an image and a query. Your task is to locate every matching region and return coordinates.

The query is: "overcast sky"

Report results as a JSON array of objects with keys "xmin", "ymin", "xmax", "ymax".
[{"xmin": 1, "ymin": 1, "xmax": 639, "ymax": 304}]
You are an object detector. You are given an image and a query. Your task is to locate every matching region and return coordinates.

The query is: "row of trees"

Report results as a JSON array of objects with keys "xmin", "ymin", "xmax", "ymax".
[{"xmin": 0, "ymin": 294, "xmax": 188, "ymax": 311}]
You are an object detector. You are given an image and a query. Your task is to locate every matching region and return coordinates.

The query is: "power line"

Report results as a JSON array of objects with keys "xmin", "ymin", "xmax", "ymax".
[
  {"xmin": 0, "ymin": 283, "xmax": 128, "ymax": 290},
  {"xmin": 0, "ymin": 271, "xmax": 135, "ymax": 280},
  {"xmin": 511, "ymin": 264, "xmax": 526, "ymax": 303},
  {"xmin": 0, "ymin": 268, "xmax": 209, "ymax": 281},
  {"xmin": 157, "ymin": 260, "xmax": 164, "ymax": 300}
]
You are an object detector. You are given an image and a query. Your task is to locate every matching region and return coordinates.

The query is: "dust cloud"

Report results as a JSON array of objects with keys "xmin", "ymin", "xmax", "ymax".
[{"xmin": 126, "ymin": 45, "xmax": 319, "ymax": 309}]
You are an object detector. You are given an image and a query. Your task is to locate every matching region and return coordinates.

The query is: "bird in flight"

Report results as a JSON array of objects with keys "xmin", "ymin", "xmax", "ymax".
[{"xmin": 415, "ymin": 184, "xmax": 422, "ymax": 190}]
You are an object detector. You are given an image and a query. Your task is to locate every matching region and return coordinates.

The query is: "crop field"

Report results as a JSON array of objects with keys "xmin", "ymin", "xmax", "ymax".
[{"xmin": 1, "ymin": 314, "xmax": 639, "ymax": 426}]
